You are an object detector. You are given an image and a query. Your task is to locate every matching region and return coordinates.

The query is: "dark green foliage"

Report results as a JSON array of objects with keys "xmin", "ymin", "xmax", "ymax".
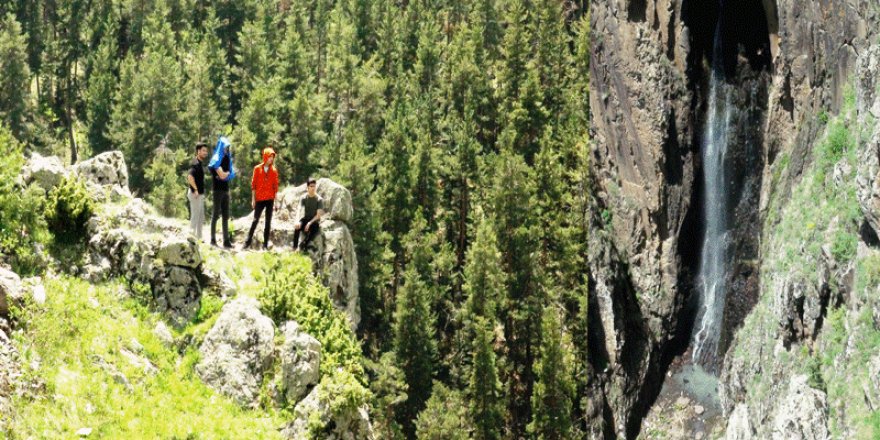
[
  {"xmin": 44, "ymin": 177, "xmax": 94, "ymax": 245},
  {"xmin": 0, "ymin": 13, "xmax": 32, "ymax": 139},
  {"xmin": 469, "ymin": 317, "xmax": 504, "ymax": 440},
  {"xmin": 414, "ymin": 382, "xmax": 472, "ymax": 440},
  {"xmin": 528, "ymin": 305, "xmax": 576, "ymax": 439},
  {"xmin": 393, "ymin": 267, "xmax": 437, "ymax": 436}
]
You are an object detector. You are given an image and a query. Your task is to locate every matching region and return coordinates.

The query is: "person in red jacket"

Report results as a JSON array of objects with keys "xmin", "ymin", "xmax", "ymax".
[{"xmin": 244, "ymin": 147, "xmax": 279, "ymax": 250}]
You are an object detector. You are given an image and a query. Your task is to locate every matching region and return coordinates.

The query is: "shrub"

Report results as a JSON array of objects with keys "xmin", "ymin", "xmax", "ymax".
[
  {"xmin": 0, "ymin": 126, "xmax": 49, "ymax": 274},
  {"xmin": 255, "ymin": 253, "xmax": 365, "ymax": 380},
  {"xmin": 44, "ymin": 176, "xmax": 94, "ymax": 244}
]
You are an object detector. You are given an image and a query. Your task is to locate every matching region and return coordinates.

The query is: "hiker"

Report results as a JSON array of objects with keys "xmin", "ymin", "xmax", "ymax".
[
  {"xmin": 186, "ymin": 142, "xmax": 209, "ymax": 240},
  {"xmin": 293, "ymin": 178, "xmax": 324, "ymax": 251},
  {"xmin": 244, "ymin": 147, "xmax": 279, "ymax": 250},
  {"xmin": 208, "ymin": 137, "xmax": 234, "ymax": 248}
]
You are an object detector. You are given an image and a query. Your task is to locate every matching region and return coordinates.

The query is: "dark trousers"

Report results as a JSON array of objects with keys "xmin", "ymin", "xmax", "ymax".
[
  {"xmin": 211, "ymin": 190, "xmax": 230, "ymax": 244},
  {"xmin": 293, "ymin": 217, "xmax": 319, "ymax": 249},
  {"xmin": 246, "ymin": 200, "xmax": 274, "ymax": 247}
]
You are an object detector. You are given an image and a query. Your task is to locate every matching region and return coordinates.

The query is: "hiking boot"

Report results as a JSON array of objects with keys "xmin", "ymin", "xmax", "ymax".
[{"xmin": 223, "ymin": 241, "xmax": 233, "ymax": 249}]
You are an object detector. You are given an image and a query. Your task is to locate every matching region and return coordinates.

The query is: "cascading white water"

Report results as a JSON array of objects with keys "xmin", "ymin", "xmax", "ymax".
[{"xmin": 692, "ymin": 15, "xmax": 733, "ymax": 367}]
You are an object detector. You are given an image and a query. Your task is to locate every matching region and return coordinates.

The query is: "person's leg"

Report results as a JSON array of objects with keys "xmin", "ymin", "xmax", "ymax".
[
  {"xmin": 194, "ymin": 194, "xmax": 205, "ymax": 241},
  {"xmin": 246, "ymin": 201, "xmax": 266, "ymax": 247},
  {"xmin": 188, "ymin": 191, "xmax": 197, "ymax": 237},
  {"xmin": 262, "ymin": 200, "xmax": 274, "ymax": 249},
  {"xmin": 211, "ymin": 190, "xmax": 221, "ymax": 245},
  {"xmin": 292, "ymin": 217, "xmax": 306, "ymax": 249},
  {"xmin": 221, "ymin": 190, "xmax": 231, "ymax": 246},
  {"xmin": 302, "ymin": 219, "xmax": 319, "ymax": 248}
]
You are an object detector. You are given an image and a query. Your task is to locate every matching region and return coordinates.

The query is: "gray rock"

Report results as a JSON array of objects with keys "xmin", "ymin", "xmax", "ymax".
[
  {"xmin": 0, "ymin": 266, "xmax": 22, "ymax": 318},
  {"xmin": 725, "ymin": 404, "xmax": 754, "ymax": 440},
  {"xmin": 71, "ymin": 151, "xmax": 128, "ymax": 189},
  {"xmin": 156, "ymin": 236, "xmax": 202, "ymax": 269},
  {"xmin": 153, "ymin": 322, "xmax": 174, "ymax": 347},
  {"xmin": 276, "ymin": 178, "xmax": 353, "ymax": 223},
  {"xmin": 0, "ymin": 326, "xmax": 21, "ymax": 433},
  {"xmin": 856, "ymin": 47, "xmax": 880, "ymax": 238},
  {"xmin": 18, "ymin": 152, "xmax": 67, "ymax": 192},
  {"xmin": 279, "ymin": 321, "xmax": 321, "ymax": 404},
  {"xmin": 196, "ymin": 296, "xmax": 275, "ymax": 408},
  {"xmin": 150, "ymin": 266, "xmax": 201, "ymax": 327},
  {"xmin": 281, "ymin": 382, "xmax": 375, "ymax": 440},
  {"xmin": 770, "ymin": 375, "xmax": 829, "ymax": 440}
]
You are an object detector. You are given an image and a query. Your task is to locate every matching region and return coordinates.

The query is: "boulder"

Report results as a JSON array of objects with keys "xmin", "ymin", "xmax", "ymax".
[
  {"xmin": 156, "ymin": 236, "xmax": 202, "ymax": 269},
  {"xmin": 150, "ymin": 266, "xmax": 201, "ymax": 327},
  {"xmin": 306, "ymin": 221, "xmax": 360, "ymax": 330},
  {"xmin": 279, "ymin": 321, "xmax": 321, "ymax": 404},
  {"xmin": 196, "ymin": 296, "xmax": 275, "ymax": 408},
  {"xmin": 276, "ymin": 178, "xmax": 353, "ymax": 223},
  {"xmin": 281, "ymin": 383, "xmax": 375, "ymax": 440},
  {"xmin": 770, "ymin": 375, "xmax": 829, "ymax": 440},
  {"xmin": 71, "ymin": 151, "xmax": 128, "ymax": 189},
  {"xmin": 0, "ymin": 266, "xmax": 22, "ymax": 318},
  {"xmin": 18, "ymin": 152, "xmax": 67, "ymax": 192},
  {"xmin": 724, "ymin": 404, "xmax": 755, "ymax": 440}
]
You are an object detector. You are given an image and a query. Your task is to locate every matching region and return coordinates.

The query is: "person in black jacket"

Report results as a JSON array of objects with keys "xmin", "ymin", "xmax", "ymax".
[{"xmin": 210, "ymin": 143, "xmax": 233, "ymax": 248}]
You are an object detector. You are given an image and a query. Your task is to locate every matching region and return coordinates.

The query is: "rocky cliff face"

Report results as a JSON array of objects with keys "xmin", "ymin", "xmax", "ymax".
[
  {"xmin": 590, "ymin": 0, "xmax": 879, "ymax": 437},
  {"xmin": 589, "ymin": 0, "xmax": 697, "ymax": 436}
]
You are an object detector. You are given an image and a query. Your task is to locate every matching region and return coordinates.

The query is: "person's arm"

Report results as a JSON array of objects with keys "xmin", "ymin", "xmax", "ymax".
[
  {"xmin": 217, "ymin": 157, "xmax": 230, "ymax": 180},
  {"xmin": 187, "ymin": 173, "xmax": 198, "ymax": 193},
  {"xmin": 251, "ymin": 168, "xmax": 257, "ymax": 209}
]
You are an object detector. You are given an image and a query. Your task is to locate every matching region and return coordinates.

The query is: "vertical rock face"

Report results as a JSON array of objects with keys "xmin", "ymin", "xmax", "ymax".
[
  {"xmin": 591, "ymin": 0, "xmax": 877, "ymax": 438},
  {"xmin": 589, "ymin": 0, "xmax": 695, "ymax": 436}
]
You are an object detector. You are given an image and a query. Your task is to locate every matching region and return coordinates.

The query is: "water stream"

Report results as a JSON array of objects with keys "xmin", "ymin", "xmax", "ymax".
[{"xmin": 692, "ymin": 14, "xmax": 733, "ymax": 368}]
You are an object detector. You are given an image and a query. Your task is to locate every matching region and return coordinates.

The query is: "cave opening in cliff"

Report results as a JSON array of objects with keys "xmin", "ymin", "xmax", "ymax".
[{"xmin": 679, "ymin": 0, "xmax": 774, "ymax": 373}]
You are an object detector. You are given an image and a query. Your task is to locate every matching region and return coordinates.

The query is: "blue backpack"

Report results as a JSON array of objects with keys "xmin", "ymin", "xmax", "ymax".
[{"xmin": 208, "ymin": 136, "xmax": 236, "ymax": 181}]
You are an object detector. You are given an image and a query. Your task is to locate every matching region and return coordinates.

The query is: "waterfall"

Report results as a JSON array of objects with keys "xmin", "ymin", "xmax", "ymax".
[{"xmin": 692, "ymin": 13, "xmax": 732, "ymax": 367}]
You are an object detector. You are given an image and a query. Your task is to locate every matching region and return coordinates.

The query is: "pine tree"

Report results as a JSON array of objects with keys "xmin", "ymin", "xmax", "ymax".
[
  {"xmin": 528, "ymin": 305, "xmax": 576, "ymax": 439},
  {"xmin": 0, "ymin": 13, "xmax": 32, "ymax": 140},
  {"xmin": 469, "ymin": 316, "xmax": 504, "ymax": 440},
  {"xmin": 84, "ymin": 21, "xmax": 118, "ymax": 154},
  {"xmin": 109, "ymin": 27, "xmax": 184, "ymax": 189},
  {"xmin": 181, "ymin": 36, "xmax": 225, "ymax": 143},
  {"xmin": 393, "ymin": 266, "xmax": 437, "ymax": 437}
]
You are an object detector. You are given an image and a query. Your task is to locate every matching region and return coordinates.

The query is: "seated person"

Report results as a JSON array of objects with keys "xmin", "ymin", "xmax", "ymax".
[{"xmin": 293, "ymin": 178, "xmax": 324, "ymax": 250}]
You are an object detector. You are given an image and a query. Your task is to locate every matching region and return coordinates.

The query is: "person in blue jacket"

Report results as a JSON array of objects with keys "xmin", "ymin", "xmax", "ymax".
[{"xmin": 207, "ymin": 137, "xmax": 236, "ymax": 248}]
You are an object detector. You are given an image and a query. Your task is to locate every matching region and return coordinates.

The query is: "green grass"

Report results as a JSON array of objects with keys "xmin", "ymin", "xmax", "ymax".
[{"xmin": 6, "ymin": 276, "xmax": 285, "ymax": 439}]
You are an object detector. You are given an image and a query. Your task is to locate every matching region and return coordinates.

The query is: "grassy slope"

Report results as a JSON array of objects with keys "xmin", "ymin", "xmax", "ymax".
[
  {"xmin": 4, "ymin": 244, "xmax": 367, "ymax": 439},
  {"xmin": 726, "ymin": 86, "xmax": 880, "ymax": 437}
]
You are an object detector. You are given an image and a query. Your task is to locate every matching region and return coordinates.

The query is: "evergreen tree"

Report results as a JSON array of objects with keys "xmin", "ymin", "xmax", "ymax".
[
  {"xmin": 84, "ymin": 21, "xmax": 118, "ymax": 154},
  {"xmin": 0, "ymin": 13, "xmax": 32, "ymax": 140},
  {"xmin": 528, "ymin": 304, "xmax": 576, "ymax": 440},
  {"xmin": 108, "ymin": 39, "xmax": 184, "ymax": 189},
  {"xmin": 145, "ymin": 147, "xmax": 188, "ymax": 218},
  {"xmin": 469, "ymin": 316, "xmax": 504, "ymax": 440},
  {"xmin": 393, "ymin": 266, "xmax": 437, "ymax": 437},
  {"xmin": 414, "ymin": 382, "xmax": 472, "ymax": 440},
  {"xmin": 181, "ymin": 36, "xmax": 225, "ymax": 143}
]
